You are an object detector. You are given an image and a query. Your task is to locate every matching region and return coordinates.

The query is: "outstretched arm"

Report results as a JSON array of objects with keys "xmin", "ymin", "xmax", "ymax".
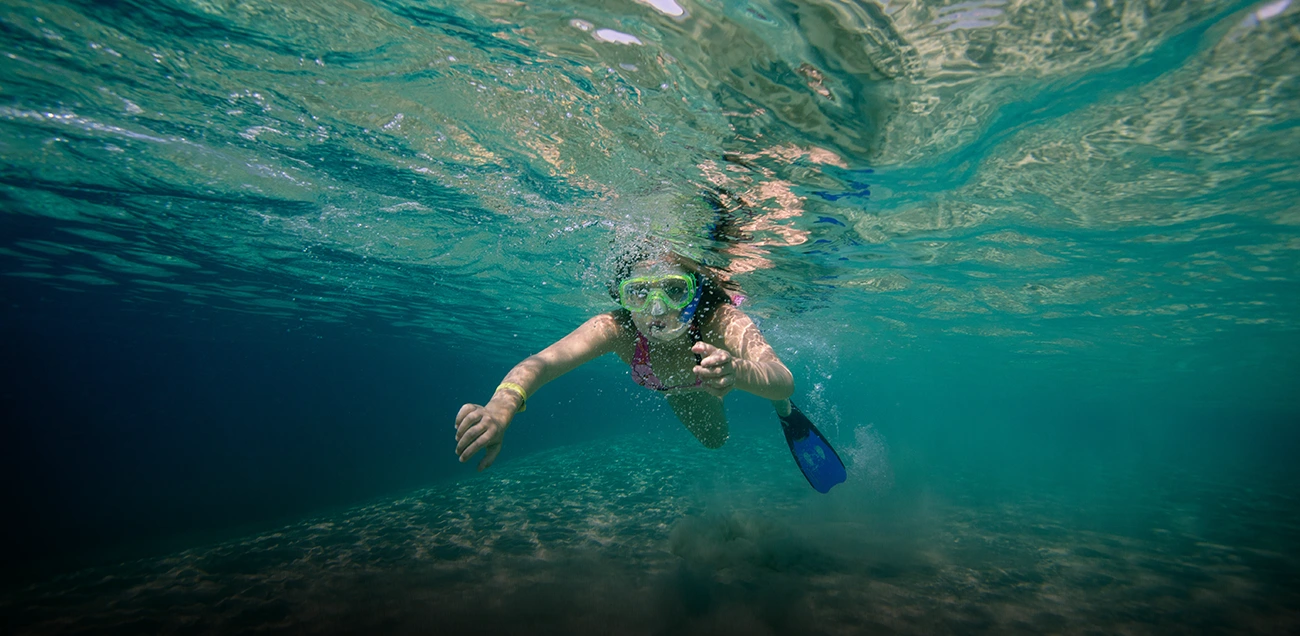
[
  {"xmin": 692, "ymin": 304, "xmax": 794, "ymax": 401},
  {"xmin": 454, "ymin": 312, "xmax": 622, "ymax": 470}
]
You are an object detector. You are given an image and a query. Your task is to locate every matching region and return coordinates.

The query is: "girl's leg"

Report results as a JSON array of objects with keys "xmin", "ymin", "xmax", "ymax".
[
  {"xmin": 772, "ymin": 398, "xmax": 792, "ymax": 418},
  {"xmin": 666, "ymin": 392, "xmax": 729, "ymax": 448}
]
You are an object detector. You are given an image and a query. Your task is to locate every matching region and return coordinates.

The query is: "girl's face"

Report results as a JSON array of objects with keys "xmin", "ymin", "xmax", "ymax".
[{"xmin": 627, "ymin": 260, "xmax": 695, "ymax": 343}]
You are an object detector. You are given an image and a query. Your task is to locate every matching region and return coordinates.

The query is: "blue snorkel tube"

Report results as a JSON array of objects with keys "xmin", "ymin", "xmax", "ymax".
[{"xmin": 678, "ymin": 274, "xmax": 703, "ymax": 325}]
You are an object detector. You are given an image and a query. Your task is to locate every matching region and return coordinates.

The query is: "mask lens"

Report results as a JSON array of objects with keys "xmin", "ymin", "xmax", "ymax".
[
  {"xmin": 621, "ymin": 280, "xmax": 652, "ymax": 310},
  {"xmin": 620, "ymin": 275, "xmax": 695, "ymax": 311},
  {"xmin": 661, "ymin": 278, "xmax": 691, "ymax": 305}
]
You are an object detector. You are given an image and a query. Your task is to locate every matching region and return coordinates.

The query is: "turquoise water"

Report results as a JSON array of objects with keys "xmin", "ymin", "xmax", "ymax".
[{"xmin": 2, "ymin": 0, "xmax": 1298, "ymax": 633}]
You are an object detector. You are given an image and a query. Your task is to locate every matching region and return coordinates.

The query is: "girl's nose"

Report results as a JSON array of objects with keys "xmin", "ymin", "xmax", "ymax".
[{"xmin": 648, "ymin": 298, "xmax": 668, "ymax": 316}]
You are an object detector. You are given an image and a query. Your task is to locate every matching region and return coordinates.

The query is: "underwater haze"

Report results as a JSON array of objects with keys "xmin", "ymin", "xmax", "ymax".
[{"xmin": 2, "ymin": 0, "xmax": 1299, "ymax": 633}]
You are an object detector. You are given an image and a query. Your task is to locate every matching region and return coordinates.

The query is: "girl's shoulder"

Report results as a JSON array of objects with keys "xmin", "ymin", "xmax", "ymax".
[
  {"xmin": 599, "ymin": 309, "xmax": 641, "ymax": 344},
  {"xmin": 568, "ymin": 310, "xmax": 635, "ymax": 346},
  {"xmin": 704, "ymin": 301, "xmax": 747, "ymax": 328},
  {"xmin": 698, "ymin": 302, "xmax": 745, "ymax": 344},
  {"xmin": 601, "ymin": 309, "xmax": 638, "ymax": 361},
  {"xmin": 606, "ymin": 308, "xmax": 635, "ymax": 332}
]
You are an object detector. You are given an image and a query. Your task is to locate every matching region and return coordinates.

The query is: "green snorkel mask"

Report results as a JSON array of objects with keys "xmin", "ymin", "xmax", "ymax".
[
  {"xmin": 618, "ymin": 274, "xmax": 697, "ymax": 312},
  {"xmin": 618, "ymin": 273, "xmax": 704, "ymax": 341}
]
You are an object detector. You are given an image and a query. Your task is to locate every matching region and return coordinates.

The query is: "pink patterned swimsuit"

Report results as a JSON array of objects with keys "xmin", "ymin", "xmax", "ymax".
[{"xmin": 630, "ymin": 328, "xmax": 702, "ymax": 392}]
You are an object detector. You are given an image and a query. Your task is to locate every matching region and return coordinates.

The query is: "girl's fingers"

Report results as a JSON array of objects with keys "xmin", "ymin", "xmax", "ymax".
[
  {"xmin": 456, "ymin": 422, "xmax": 482, "ymax": 455},
  {"xmin": 455, "ymin": 403, "xmax": 479, "ymax": 429},
  {"xmin": 460, "ymin": 430, "xmax": 496, "ymax": 462},
  {"xmin": 691, "ymin": 342, "xmax": 733, "ymax": 370},
  {"xmin": 693, "ymin": 363, "xmax": 732, "ymax": 378},
  {"xmin": 455, "ymin": 409, "xmax": 483, "ymax": 440},
  {"xmin": 701, "ymin": 350, "xmax": 731, "ymax": 368},
  {"xmin": 700, "ymin": 347, "xmax": 727, "ymax": 362},
  {"xmin": 454, "ymin": 405, "xmax": 504, "ymax": 468}
]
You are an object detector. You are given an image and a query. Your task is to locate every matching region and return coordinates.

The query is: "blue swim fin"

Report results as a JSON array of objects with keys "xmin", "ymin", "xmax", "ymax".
[{"xmin": 779, "ymin": 403, "xmax": 847, "ymax": 493}]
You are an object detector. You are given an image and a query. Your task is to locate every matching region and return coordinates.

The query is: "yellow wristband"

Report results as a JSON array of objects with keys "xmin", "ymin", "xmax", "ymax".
[{"xmin": 495, "ymin": 382, "xmax": 527, "ymax": 412}]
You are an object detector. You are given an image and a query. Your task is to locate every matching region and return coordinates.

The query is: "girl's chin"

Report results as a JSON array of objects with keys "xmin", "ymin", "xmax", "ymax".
[
  {"xmin": 644, "ymin": 323, "xmax": 688, "ymax": 342},
  {"xmin": 635, "ymin": 312, "xmax": 689, "ymax": 341}
]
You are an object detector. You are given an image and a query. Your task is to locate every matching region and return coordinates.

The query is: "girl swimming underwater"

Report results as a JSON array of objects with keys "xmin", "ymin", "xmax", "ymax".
[{"xmin": 454, "ymin": 243, "xmax": 846, "ymax": 492}]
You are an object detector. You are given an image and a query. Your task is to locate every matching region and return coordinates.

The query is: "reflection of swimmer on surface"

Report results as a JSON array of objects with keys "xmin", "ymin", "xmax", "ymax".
[{"xmin": 455, "ymin": 214, "xmax": 847, "ymax": 492}]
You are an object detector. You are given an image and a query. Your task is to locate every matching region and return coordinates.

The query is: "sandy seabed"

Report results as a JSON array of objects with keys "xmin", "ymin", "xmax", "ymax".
[{"xmin": 3, "ymin": 434, "xmax": 1297, "ymax": 635}]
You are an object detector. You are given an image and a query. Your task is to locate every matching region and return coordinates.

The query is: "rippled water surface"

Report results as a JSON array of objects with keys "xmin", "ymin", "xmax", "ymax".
[
  {"xmin": 6, "ymin": 0, "xmax": 1297, "ymax": 350},
  {"xmin": 2, "ymin": 0, "xmax": 1298, "ymax": 633}
]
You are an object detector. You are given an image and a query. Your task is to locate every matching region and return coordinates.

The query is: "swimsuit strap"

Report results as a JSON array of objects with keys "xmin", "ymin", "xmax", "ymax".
[
  {"xmin": 633, "ymin": 330, "xmax": 650, "ymax": 364},
  {"xmin": 630, "ymin": 331, "xmax": 659, "ymax": 389}
]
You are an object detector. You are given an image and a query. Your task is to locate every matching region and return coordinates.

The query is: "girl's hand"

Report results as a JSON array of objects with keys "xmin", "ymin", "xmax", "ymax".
[
  {"xmin": 454, "ymin": 403, "xmax": 509, "ymax": 470},
  {"xmin": 692, "ymin": 341, "xmax": 736, "ymax": 398}
]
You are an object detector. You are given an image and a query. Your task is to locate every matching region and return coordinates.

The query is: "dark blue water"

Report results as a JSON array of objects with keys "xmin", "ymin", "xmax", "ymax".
[{"xmin": 1, "ymin": 273, "xmax": 636, "ymax": 582}]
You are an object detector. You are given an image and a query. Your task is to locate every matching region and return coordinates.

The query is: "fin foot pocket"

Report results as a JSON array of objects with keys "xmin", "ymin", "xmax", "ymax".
[{"xmin": 779, "ymin": 402, "xmax": 847, "ymax": 494}]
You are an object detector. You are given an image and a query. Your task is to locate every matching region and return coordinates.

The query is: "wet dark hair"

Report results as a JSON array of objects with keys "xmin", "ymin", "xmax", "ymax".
[
  {"xmin": 605, "ymin": 184, "xmax": 753, "ymax": 327},
  {"xmin": 700, "ymin": 186, "xmax": 753, "ymax": 245}
]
